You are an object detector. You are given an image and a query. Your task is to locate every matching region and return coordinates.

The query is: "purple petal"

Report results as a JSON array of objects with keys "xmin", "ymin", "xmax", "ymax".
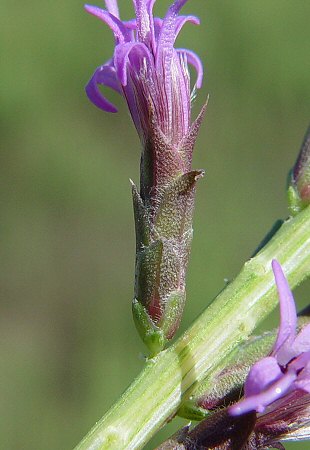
[
  {"xmin": 294, "ymin": 361, "xmax": 310, "ymax": 393},
  {"xmin": 254, "ymin": 390, "xmax": 310, "ymax": 427},
  {"xmin": 292, "ymin": 324, "xmax": 310, "ymax": 354},
  {"xmin": 121, "ymin": 21, "xmax": 136, "ymax": 43},
  {"xmin": 170, "ymin": 53, "xmax": 190, "ymax": 139},
  {"xmin": 229, "ymin": 370, "xmax": 296, "ymax": 416},
  {"xmin": 84, "ymin": 5, "xmax": 129, "ymax": 43},
  {"xmin": 175, "ymin": 15, "xmax": 200, "ymax": 38},
  {"xmin": 155, "ymin": 1, "xmax": 192, "ymax": 111},
  {"xmin": 271, "ymin": 259, "xmax": 297, "ymax": 357},
  {"xmin": 104, "ymin": 0, "xmax": 120, "ymax": 19},
  {"xmin": 114, "ymin": 42, "xmax": 153, "ymax": 86},
  {"xmin": 290, "ymin": 351, "xmax": 310, "ymax": 372},
  {"xmin": 168, "ymin": 0, "xmax": 189, "ymax": 15},
  {"xmin": 153, "ymin": 15, "xmax": 199, "ymax": 45},
  {"xmin": 244, "ymin": 357, "xmax": 282, "ymax": 397},
  {"xmin": 146, "ymin": 0, "xmax": 157, "ymax": 50},
  {"xmin": 85, "ymin": 64, "xmax": 120, "ymax": 113},
  {"xmin": 157, "ymin": 0, "xmax": 189, "ymax": 54},
  {"xmin": 134, "ymin": 0, "xmax": 151, "ymax": 44},
  {"xmin": 147, "ymin": 0, "xmax": 157, "ymax": 12},
  {"xmin": 123, "ymin": 19, "xmax": 137, "ymax": 31},
  {"xmin": 177, "ymin": 48, "xmax": 203, "ymax": 88},
  {"xmin": 123, "ymin": 19, "xmax": 137, "ymax": 42},
  {"xmin": 153, "ymin": 17, "xmax": 163, "ymax": 40}
]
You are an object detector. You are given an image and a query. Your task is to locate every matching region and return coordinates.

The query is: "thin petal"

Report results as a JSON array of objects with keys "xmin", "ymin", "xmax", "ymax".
[
  {"xmin": 290, "ymin": 351, "xmax": 310, "ymax": 373},
  {"xmin": 123, "ymin": 19, "xmax": 137, "ymax": 31},
  {"xmin": 244, "ymin": 357, "xmax": 282, "ymax": 397},
  {"xmin": 271, "ymin": 259, "xmax": 297, "ymax": 357},
  {"xmin": 154, "ymin": 15, "xmax": 199, "ymax": 44},
  {"xmin": 84, "ymin": 5, "xmax": 129, "ymax": 43},
  {"xmin": 169, "ymin": 0, "xmax": 189, "ymax": 15},
  {"xmin": 294, "ymin": 361, "xmax": 310, "ymax": 393},
  {"xmin": 292, "ymin": 323, "xmax": 310, "ymax": 354},
  {"xmin": 155, "ymin": 0, "xmax": 190, "ymax": 113},
  {"xmin": 153, "ymin": 17, "xmax": 163, "ymax": 40},
  {"xmin": 157, "ymin": 0, "xmax": 189, "ymax": 55},
  {"xmin": 175, "ymin": 15, "xmax": 200, "ymax": 38},
  {"xmin": 134, "ymin": 0, "xmax": 151, "ymax": 43},
  {"xmin": 114, "ymin": 42, "xmax": 153, "ymax": 86},
  {"xmin": 85, "ymin": 64, "xmax": 120, "ymax": 113},
  {"xmin": 177, "ymin": 48, "xmax": 203, "ymax": 88},
  {"xmin": 229, "ymin": 370, "xmax": 296, "ymax": 416},
  {"xmin": 146, "ymin": 0, "xmax": 157, "ymax": 50},
  {"xmin": 170, "ymin": 52, "xmax": 190, "ymax": 140},
  {"xmin": 104, "ymin": 0, "xmax": 119, "ymax": 19}
]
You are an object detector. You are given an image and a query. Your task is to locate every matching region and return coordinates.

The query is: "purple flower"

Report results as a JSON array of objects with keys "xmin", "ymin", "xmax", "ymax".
[
  {"xmin": 229, "ymin": 259, "xmax": 310, "ymax": 416},
  {"xmin": 85, "ymin": 0, "xmax": 203, "ymax": 148},
  {"xmin": 85, "ymin": 1, "xmax": 206, "ymax": 355}
]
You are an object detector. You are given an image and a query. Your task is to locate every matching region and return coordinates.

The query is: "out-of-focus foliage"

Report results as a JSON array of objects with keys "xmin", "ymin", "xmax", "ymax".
[{"xmin": 1, "ymin": 1, "xmax": 309, "ymax": 449}]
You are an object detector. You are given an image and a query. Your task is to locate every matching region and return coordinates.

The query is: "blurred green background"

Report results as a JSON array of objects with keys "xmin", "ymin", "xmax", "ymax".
[{"xmin": 1, "ymin": 0, "xmax": 310, "ymax": 448}]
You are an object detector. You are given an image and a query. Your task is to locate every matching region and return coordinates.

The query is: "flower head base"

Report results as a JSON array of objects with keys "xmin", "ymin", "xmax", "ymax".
[
  {"xmin": 158, "ymin": 395, "xmax": 310, "ymax": 449},
  {"xmin": 229, "ymin": 259, "xmax": 310, "ymax": 416},
  {"xmin": 85, "ymin": 0, "xmax": 203, "ymax": 150}
]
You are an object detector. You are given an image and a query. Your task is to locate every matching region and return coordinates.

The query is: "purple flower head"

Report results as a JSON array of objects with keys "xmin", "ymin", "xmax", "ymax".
[
  {"xmin": 85, "ymin": 0, "xmax": 203, "ymax": 149},
  {"xmin": 229, "ymin": 259, "xmax": 310, "ymax": 416},
  {"xmin": 85, "ymin": 1, "xmax": 206, "ymax": 355}
]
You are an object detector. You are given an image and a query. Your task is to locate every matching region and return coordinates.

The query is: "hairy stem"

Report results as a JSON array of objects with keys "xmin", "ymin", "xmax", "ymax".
[{"xmin": 75, "ymin": 206, "xmax": 310, "ymax": 450}]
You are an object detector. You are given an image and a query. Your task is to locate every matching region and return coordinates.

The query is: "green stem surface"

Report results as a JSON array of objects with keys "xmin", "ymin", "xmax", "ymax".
[{"xmin": 75, "ymin": 206, "xmax": 310, "ymax": 450}]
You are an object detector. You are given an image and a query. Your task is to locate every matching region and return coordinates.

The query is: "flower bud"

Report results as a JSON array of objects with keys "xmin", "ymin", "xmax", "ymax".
[{"xmin": 288, "ymin": 125, "xmax": 310, "ymax": 215}]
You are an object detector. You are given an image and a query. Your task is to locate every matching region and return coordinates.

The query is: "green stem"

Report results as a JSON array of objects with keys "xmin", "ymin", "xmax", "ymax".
[{"xmin": 75, "ymin": 206, "xmax": 310, "ymax": 450}]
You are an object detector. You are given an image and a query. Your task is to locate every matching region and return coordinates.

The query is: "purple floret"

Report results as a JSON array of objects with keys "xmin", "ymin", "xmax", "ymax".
[
  {"xmin": 229, "ymin": 259, "xmax": 310, "ymax": 416},
  {"xmin": 84, "ymin": 0, "xmax": 203, "ymax": 147}
]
